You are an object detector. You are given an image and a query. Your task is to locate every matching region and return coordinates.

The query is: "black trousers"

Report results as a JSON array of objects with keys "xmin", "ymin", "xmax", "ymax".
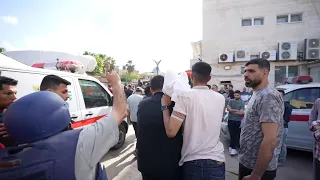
[
  {"xmin": 238, "ymin": 164, "xmax": 277, "ymax": 180},
  {"xmin": 228, "ymin": 120, "xmax": 241, "ymax": 149},
  {"xmin": 314, "ymin": 158, "xmax": 320, "ymax": 180},
  {"xmin": 132, "ymin": 121, "xmax": 138, "ymax": 138}
]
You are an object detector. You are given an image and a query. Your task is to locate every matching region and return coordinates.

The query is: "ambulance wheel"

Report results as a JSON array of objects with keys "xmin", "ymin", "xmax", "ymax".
[{"xmin": 112, "ymin": 124, "xmax": 126, "ymax": 150}]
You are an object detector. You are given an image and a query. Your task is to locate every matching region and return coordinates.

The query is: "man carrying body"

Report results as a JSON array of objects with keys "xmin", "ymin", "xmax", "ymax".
[
  {"xmin": 0, "ymin": 76, "xmax": 18, "ymax": 147},
  {"xmin": 227, "ymin": 90, "xmax": 245, "ymax": 156},
  {"xmin": 40, "ymin": 74, "xmax": 71, "ymax": 101},
  {"xmin": 137, "ymin": 75, "xmax": 183, "ymax": 180},
  {"xmin": 161, "ymin": 62, "xmax": 226, "ymax": 180},
  {"xmin": 309, "ymin": 98, "xmax": 320, "ymax": 180},
  {"xmin": 239, "ymin": 58, "xmax": 284, "ymax": 180}
]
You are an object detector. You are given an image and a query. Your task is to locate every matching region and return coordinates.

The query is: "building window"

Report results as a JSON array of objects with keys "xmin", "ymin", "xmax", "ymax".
[
  {"xmin": 291, "ymin": 13, "xmax": 303, "ymax": 22},
  {"xmin": 241, "ymin": 17, "xmax": 264, "ymax": 27},
  {"xmin": 277, "ymin": 15, "xmax": 288, "ymax": 23},
  {"xmin": 275, "ymin": 66, "xmax": 287, "ymax": 84},
  {"xmin": 277, "ymin": 13, "xmax": 303, "ymax": 24},
  {"xmin": 242, "ymin": 19, "xmax": 252, "ymax": 26},
  {"xmin": 288, "ymin": 66, "xmax": 298, "ymax": 77},
  {"xmin": 254, "ymin": 18, "xmax": 264, "ymax": 25},
  {"xmin": 241, "ymin": 67, "xmax": 245, "ymax": 74},
  {"xmin": 274, "ymin": 65, "xmax": 299, "ymax": 84}
]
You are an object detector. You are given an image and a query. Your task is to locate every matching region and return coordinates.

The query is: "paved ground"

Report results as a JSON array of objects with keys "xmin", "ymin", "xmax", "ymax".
[{"xmin": 101, "ymin": 126, "xmax": 314, "ymax": 180}]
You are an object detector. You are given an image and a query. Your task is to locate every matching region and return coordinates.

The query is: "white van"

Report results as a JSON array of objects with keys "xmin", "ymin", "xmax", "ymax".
[{"xmin": 0, "ymin": 54, "xmax": 128, "ymax": 149}]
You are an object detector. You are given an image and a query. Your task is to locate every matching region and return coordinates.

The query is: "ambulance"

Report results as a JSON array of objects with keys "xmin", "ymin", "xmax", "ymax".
[
  {"xmin": 276, "ymin": 75, "xmax": 320, "ymax": 152},
  {"xmin": 0, "ymin": 53, "xmax": 129, "ymax": 149}
]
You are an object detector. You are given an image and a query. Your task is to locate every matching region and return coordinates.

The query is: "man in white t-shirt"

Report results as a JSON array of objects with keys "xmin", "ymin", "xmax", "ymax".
[{"xmin": 161, "ymin": 62, "xmax": 226, "ymax": 180}]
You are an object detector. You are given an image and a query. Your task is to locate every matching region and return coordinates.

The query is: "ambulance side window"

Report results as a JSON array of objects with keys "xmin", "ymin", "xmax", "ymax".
[
  {"xmin": 285, "ymin": 88, "xmax": 320, "ymax": 109},
  {"xmin": 79, "ymin": 79, "xmax": 112, "ymax": 109}
]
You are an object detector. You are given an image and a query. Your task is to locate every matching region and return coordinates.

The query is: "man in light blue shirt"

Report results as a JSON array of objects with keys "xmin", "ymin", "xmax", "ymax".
[{"xmin": 127, "ymin": 87, "xmax": 144, "ymax": 138}]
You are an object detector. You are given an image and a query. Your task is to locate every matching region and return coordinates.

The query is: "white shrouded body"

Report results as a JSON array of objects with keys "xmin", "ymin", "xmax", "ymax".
[{"xmin": 3, "ymin": 50, "xmax": 97, "ymax": 73}]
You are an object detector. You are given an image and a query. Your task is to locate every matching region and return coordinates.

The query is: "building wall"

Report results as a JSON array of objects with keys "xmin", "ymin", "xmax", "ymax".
[{"xmin": 203, "ymin": 0, "xmax": 320, "ymax": 90}]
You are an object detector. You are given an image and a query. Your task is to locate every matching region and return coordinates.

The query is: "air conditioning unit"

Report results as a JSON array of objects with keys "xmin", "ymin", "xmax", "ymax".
[
  {"xmin": 304, "ymin": 38, "xmax": 320, "ymax": 60},
  {"xmin": 278, "ymin": 41, "xmax": 298, "ymax": 60},
  {"xmin": 259, "ymin": 50, "xmax": 277, "ymax": 61},
  {"xmin": 235, "ymin": 48, "xmax": 250, "ymax": 62},
  {"xmin": 218, "ymin": 53, "xmax": 234, "ymax": 63}
]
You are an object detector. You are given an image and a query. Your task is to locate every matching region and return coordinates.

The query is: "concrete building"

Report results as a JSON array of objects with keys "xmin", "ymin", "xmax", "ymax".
[{"xmin": 200, "ymin": 0, "xmax": 320, "ymax": 90}]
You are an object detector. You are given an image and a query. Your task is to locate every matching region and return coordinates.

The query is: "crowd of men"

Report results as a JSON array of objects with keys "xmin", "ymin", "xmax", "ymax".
[
  {"xmin": 123, "ymin": 59, "xmax": 319, "ymax": 180},
  {"xmin": 0, "ymin": 58, "xmax": 319, "ymax": 180}
]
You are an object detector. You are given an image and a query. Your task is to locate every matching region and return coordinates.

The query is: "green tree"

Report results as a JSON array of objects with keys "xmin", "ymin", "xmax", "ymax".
[
  {"xmin": 83, "ymin": 51, "xmax": 116, "ymax": 75},
  {"xmin": 120, "ymin": 72, "xmax": 140, "ymax": 83},
  {"xmin": 123, "ymin": 60, "xmax": 135, "ymax": 74},
  {"xmin": 102, "ymin": 56, "xmax": 116, "ymax": 73},
  {"xmin": 0, "ymin": 47, "xmax": 6, "ymax": 53},
  {"xmin": 93, "ymin": 55, "xmax": 104, "ymax": 75}
]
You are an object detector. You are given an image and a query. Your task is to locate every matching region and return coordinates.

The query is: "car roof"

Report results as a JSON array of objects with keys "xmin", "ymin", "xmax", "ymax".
[{"xmin": 276, "ymin": 83, "xmax": 320, "ymax": 92}]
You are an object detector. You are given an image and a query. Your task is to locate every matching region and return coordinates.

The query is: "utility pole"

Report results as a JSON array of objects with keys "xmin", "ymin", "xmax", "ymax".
[{"xmin": 153, "ymin": 59, "xmax": 162, "ymax": 75}]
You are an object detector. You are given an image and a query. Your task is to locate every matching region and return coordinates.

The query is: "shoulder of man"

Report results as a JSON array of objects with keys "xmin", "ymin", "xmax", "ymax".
[
  {"xmin": 138, "ymin": 95, "xmax": 154, "ymax": 106},
  {"xmin": 260, "ymin": 89, "xmax": 284, "ymax": 110},
  {"xmin": 228, "ymin": 98, "xmax": 236, "ymax": 104}
]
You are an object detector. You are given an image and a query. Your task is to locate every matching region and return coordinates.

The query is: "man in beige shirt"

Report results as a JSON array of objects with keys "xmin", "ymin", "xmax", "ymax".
[{"xmin": 162, "ymin": 62, "xmax": 226, "ymax": 180}]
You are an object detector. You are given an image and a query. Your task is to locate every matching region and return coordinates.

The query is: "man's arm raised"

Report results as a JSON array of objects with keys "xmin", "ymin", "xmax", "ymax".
[{"xmin": 107, "ymin": 72, "xmax": 128, "ymax": 124}]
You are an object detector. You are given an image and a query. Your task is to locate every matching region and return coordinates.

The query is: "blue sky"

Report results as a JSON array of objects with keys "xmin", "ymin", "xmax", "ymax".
[{"xmin": 0, "ymin": 0, "xmax": 202, "ymax": 73}]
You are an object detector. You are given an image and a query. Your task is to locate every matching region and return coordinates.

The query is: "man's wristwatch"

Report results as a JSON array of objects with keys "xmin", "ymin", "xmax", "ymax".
[{"xmin": 161, "ymin": 105, "xmax": 169, "ymax": 111}]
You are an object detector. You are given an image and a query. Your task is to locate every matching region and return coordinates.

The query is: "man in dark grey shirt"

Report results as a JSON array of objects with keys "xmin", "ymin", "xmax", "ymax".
[
  {"xmin": 227, "ymin": 90, "xmax": 245, "ymax": 156},
  {"xmin": 239, "ymin": 58, "xmax": 284, "ymax": 180}
]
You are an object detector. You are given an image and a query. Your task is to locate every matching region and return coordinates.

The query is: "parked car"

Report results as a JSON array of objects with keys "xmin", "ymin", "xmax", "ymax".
[
  {"xmin": 220, "ymin": 111, "xmax": 230, "ymax": 141},
  {"xmin": 277, "ymin": 76, "xmax": 319, "ymax": 152}
]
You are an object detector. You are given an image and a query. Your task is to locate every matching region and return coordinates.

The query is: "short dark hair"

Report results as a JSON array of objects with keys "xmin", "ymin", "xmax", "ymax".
[
  {"xmin": 192, "ymin": 62, "xmax": 211, "ymax": 83},
  {"xmin": 136, "ymin": 87, "xmax": 143, "ymax": 93},
  {"xmin": 40, "ymin": 75, "xmax": 71, "ymax": 91},
  {"xmin": 207, "ymin": 85, "xmax": 211, "ymax": 89},
  {"xmin": 245, "ymin": 58, "xmax": 270, "ymax": 71},
  {"xmin": 234, "ymin": 90, "xmax": 241, "ymax": 94},
  {"xmin": 150, "ymin": 75, "xmax": 164, "ymax": 91},
  {"xmin": 144, "ymin": 85, "xmax": 151, "ymax": 95},
  {"xmin": 0, "ymin": 76, "xmax": 18, "ymax": 90}
]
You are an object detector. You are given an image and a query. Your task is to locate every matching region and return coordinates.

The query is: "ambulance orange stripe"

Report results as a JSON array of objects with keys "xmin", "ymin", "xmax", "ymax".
[
  {"xmin": 290, "ymin": 114, "xmax": 309, "ymax": 122},
  {"xmin": 71, "ymin": 114, "xmax": 108, "ymax": 129}
]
